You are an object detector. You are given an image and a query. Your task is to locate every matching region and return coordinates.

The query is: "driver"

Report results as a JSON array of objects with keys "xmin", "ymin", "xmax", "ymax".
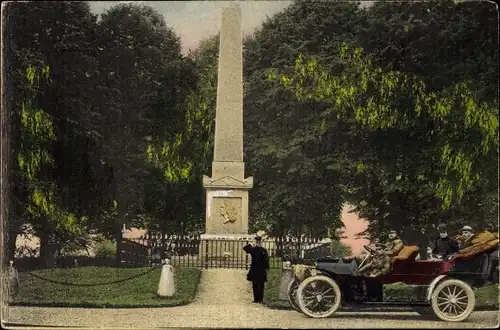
[{"xmin": 359, "ymin": 229, "xmax": 404, "ymax": 277}]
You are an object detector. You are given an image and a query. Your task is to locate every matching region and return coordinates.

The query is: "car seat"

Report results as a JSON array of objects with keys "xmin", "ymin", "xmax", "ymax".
[{"xmin": 393, "ymin": 245, "xmax": 420, "ymax": 262}]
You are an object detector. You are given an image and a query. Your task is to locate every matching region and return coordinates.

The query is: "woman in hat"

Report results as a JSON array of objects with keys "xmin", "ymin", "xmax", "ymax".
[
  {"xmin": 243, "ymin": 231, "xmax": 270, "ymax": 303},
  {"xmin": 431, "ymin": 224, "xmax": 460, "ymax": 259}
]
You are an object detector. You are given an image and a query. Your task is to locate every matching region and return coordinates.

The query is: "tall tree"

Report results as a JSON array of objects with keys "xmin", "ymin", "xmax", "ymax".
[
  {"xmin": 96, "ymin": 3, "xmax": 193, "ymax": 260},
  {"xmin": 243, "ymin": 0, "xmax": 365, "ymax": 237},
  {"xmin": 145, "ymin": 35, "xmax": 218, "ymax": 236},
  {"xmin": 270, "ymin": 41, "xmax": 498, "ymax": 248},
  {"xmin": 6, "ymin": 1, "xmax": 104, "ymax": 263}
]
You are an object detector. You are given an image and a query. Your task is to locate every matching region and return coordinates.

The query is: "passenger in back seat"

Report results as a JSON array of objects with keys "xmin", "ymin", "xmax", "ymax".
[{"xmin": 432, "ymin": 224, "xmax": 460, "ymax": 260}]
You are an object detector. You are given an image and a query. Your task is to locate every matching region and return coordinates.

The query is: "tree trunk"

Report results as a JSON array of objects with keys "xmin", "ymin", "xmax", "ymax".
[
  {"xmin": 114, "ymin": 229, "xmax": 123, "ymax": 266},
  {"xmin": 6, "ymin": 232, "xmax": 17, "ymax": 263},
  {"xmin": 39, "ymin": 231, "xmax": 58, "ymax": 268},
  {"xmin": 39, "ymin": 231, "xmax": 49, "ymax": 267},
  {"xmin": 115, "ymin": 205, "xmax": 128, "ymax": 266},
  {"xmin": 6, "ymin": 223, "xmax": 19, "ymax": 263}
]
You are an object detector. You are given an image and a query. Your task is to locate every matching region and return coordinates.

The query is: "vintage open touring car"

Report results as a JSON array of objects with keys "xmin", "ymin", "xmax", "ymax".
[{"xmin": 287, "ymin": 230, "xmax": 499, "ymax": 322}]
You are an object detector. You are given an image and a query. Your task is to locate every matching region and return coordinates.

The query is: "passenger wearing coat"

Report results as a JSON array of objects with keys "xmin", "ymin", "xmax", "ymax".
[
  {"xmin": 432, "ymin": 224, "xmax": 459, "ymax": 259},
  {"xmin": 243, "ymin": 235, "xmax": 270, "ymax": 303}
]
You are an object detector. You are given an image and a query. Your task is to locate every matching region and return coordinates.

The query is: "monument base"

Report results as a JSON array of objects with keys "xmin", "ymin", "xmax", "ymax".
[{"xmin": 198, "ymin": 234, "xmax": 255, "ymax": 267}]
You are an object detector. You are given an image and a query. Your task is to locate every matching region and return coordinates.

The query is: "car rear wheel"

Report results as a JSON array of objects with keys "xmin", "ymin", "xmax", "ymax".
[
  {"xmin": 287, "ymin": 278, "xmax": 301, "ymax": 312},
  {"xmin": 297, "ymin": 275, "xmax": 342, "ymax": 318},
  {"xmin": 430, "ymin": 279, "xmax": 475, "ymax": 322}
]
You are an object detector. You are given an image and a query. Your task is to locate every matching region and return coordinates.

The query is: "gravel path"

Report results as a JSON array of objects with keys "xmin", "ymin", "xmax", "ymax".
[{"xmin": 4, "ymin": 269, "xmax": 499, "ymax": 328}]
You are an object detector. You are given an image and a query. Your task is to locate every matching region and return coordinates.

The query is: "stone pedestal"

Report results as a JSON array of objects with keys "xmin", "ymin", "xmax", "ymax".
[{"xmin": 203, "ymin": 176, "xmax": 253, "ymax": 234}]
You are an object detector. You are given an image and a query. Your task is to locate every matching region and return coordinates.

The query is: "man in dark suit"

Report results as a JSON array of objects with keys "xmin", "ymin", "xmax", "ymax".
[{"xmin": 243, "ymin": 234, "xmax": 270, "ymax": 303}]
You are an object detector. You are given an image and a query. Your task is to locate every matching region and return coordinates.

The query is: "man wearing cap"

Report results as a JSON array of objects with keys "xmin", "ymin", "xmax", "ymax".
[
  {"xmin": 458, "ymin": 226, "xmax": 476, "ymax": 249},
  {"xmin": 358, "ymin": 229, "xmax": 404, "ymax": 277},
  {"xmin": 431, "ymin": 224, "xmax": 460, "ymax": 259},
  {"xmin": 243, "ymin": 232, "xmax": 270, "ymax": 303}
]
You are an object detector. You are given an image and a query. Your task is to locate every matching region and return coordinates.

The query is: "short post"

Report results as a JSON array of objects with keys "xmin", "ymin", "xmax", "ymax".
[
  {"xmin": 278, "ymin": 261, "xmax": 293, "ymax": 300},
  {"xmin": 8, "ymin": 261, "xmax": 19, "ymax": 299},
  {"xmin": 157, "ymin": 259, "xmax": 175, "ymax": 297}
]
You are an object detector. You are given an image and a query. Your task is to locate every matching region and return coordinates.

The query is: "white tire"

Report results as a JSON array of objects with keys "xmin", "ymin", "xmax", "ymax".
[
  {"xmin": 430, "ymin": 279, "xmax": 475, "ymax": 322},
  {"xmin": 297, "ymin": 275, "xmax": 342, "ymax": 318}
]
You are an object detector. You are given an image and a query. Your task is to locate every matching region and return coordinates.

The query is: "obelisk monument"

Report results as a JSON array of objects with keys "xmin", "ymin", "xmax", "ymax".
[{"xmin": 201, "ymin": 5, "xmax": 253, "ymax": 247}]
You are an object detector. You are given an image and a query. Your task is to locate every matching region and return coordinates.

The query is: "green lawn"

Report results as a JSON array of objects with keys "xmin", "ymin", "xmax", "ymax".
[
  {"xmin": 264, "ymin": 269, "xmax": 498, "ymax": 309},
  {"xmin": 12, "ymin": 266, "xmax": 201, "ymax": 308}
]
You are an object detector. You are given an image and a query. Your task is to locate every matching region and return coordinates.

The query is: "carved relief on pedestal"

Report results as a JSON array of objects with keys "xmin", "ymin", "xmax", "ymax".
[
  {"xmin": 211, "ymin": 197, "xmax": 242, "ymax": 233},
  {"xmin": 220, "ymin": 200, "xmax": 237, "ymax": 224}
]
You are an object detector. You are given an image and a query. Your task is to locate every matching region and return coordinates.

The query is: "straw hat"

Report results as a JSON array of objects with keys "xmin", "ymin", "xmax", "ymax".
[{"xmin": 462, "ymin": 226, "xmax": 474, "ymax": 233}]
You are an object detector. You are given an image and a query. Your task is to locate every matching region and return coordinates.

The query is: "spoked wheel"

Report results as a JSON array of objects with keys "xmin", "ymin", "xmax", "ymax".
[
  {"xmin": 287, "ymin": 279, "xmax": 301, "ymax": 312},
  {"xmin": 296, "ymin": 275, "xmax": 342, "ymax": 318},
  {"xmin": 431, "ymin": 279, "xmax": 475, "ymax": 322}
]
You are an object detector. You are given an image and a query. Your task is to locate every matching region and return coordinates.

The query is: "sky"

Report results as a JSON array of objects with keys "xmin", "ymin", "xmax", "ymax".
[
  {"xmin": 89, "ymin": 1, "xmax": 293, "ymax": 53},
  {"xmin": 89, "ymin": 0, "xmax": 371, "ymax": 253}
]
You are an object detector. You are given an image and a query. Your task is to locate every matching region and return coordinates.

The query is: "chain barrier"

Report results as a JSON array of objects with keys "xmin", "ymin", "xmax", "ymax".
[{"xmin": 14, "ymin": 266, "xmax": 158, "ymax": 287}]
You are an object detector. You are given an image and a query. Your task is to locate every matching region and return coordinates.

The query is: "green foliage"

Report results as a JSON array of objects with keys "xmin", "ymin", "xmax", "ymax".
[
  {"xmin": 330, "ymin": 240, "xmax": 353, "ymax": 258},
  {"xmin": 269, "ymin": 43, "xmax": 498, "ymax": 210},
  {"xmin": 16, "ymin": 64, "xmax": 85, "ymax": 241},
  {"xmin": 243, "ymin": 0, "xmax": 366, "ymax": 237},
  {"xmin": 94, "ymin": 239, "xmax": 116, "ymax": 258},
  {"xmin": 146, "ymin": 35, "xmax": 217, "ymax": 184},
  {"xmin": 18, "ymin": 65, "xmax": 56, "ymax": 214}
]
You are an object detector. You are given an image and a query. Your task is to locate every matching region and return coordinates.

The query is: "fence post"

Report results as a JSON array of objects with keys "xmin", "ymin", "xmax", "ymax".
[{"xmin": 204, "ymin": 239, "xmax": 209, "ymax": 269}]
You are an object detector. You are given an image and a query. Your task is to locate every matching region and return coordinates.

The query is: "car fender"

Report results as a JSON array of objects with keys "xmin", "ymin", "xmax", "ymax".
[{"xmin": 426, "ymin": 275, "xmax": 447, "ymax": 301}]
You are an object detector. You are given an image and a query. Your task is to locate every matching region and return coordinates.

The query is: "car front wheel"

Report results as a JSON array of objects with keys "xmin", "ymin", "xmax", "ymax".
[
  {"xmin": 430, "ymin": 279, "xmax": 475, "ymax": 322},
  {"xmin": 296, "ymin": 275, "xmax": 342, "ymax": 318}
]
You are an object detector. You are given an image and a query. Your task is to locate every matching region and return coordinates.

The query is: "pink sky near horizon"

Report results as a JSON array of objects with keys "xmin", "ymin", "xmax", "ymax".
[{"xmin": 340, "ymin": 205, "xmax": 370, "ymax": 256}]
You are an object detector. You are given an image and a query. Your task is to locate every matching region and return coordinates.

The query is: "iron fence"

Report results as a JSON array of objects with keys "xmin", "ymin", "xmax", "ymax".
[{"xmin": 124, "ymin": 234, "xmax": 336, "ymax": 269}]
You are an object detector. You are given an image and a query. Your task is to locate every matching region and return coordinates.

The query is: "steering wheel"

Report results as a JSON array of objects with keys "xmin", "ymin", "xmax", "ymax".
[{"xmin": 357, "ymin": 246, "xmax": 375, "ymax": 270}]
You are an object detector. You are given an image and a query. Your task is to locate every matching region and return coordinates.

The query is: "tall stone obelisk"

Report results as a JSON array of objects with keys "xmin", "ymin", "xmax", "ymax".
[{"xmin": 202, "ymin": 5, "xmax": 253, "ymax": 240}]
